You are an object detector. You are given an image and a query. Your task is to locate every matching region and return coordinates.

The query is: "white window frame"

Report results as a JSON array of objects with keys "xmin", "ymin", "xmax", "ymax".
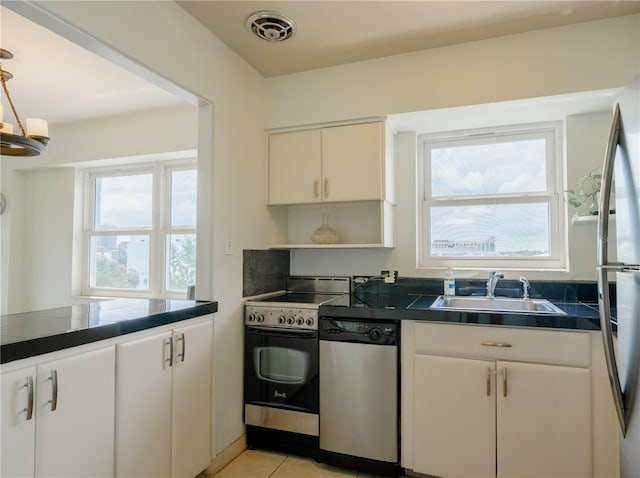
[
  {"xmin": 417, "ymin": 121, "xmax": 567, "ymax": 271},
  {"xmin": 82, "ymin": 160, "xmax": 197, "ymax": 299}
]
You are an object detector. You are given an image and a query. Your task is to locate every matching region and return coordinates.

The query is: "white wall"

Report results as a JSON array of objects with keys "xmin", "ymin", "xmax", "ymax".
[
  {"xmin": 275, "ymin": 14, "xmax": 640, "ymax": 282},
  {"xmin": 1, "ymin": 104, "xmax": 198, "ymax": 313},
  {"xmin": 9, "ymin": 0, "xmax": 267, "ymax": 457},
  {"xmin": 265, "ymin": 14, "xmax": 639, "ymax": 126}
]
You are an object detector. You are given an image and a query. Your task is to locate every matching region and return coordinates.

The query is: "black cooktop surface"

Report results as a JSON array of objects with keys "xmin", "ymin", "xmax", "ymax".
[{"xmin": 259, "ymin": 293, "xmax": 344, "ymax": 305}]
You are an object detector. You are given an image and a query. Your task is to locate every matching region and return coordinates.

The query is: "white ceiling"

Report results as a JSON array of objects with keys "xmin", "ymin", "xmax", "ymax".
[
  {"xmin": 1, "ymin": 1, "xmax": 637, "ymax": 127},
  {"xmin": 0, "ymin": 6, "xmax": 187, "ymax": 126}
]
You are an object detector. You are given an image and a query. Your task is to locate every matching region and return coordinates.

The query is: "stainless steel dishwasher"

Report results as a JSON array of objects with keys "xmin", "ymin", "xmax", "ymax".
[{"xmin": 318, "ymin": 317, "xmax": 400, "ymax": 476}]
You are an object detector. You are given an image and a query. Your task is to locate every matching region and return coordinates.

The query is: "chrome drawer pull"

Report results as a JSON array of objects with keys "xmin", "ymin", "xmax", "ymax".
[{"xmin": 481, "ymin": 341, "xmax": 512, "ymax": 348}]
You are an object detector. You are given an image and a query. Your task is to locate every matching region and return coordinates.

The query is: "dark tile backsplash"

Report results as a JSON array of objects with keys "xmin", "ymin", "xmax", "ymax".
[
  {"xmin": 243, "ymin": 250, "xmax": 290, "ymax": 297},
  {"xmin": 354, "ymin": 277, "xmax": 614, "ymax": 305}
]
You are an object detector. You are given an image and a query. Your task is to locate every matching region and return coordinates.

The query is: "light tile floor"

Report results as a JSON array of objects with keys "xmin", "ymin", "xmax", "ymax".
[{"xmin": 213, "ymin": 449, "xmax": 405, "ymax": 478}]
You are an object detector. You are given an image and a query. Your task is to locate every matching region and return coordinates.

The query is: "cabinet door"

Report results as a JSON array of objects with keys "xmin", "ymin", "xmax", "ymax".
[
  {"xmin": 268, "ymin": 129, "xmax": 322, "ymax": 205},
  {"xmin": 116, "ymin": 331, "xmax": 173, "ymax": 478},
  {"xmin": 496, "ymin": 361, "xmax": 591, "ymax": 478},
  {"xmin": 321, "ymin": 122, "xmax": 384, "ymax": 202},
  {"xmin": 35, "ymin": 347, "xmax": 115, "ymax": 478},
  {"xmin": 171, "ymin": 319, "xmax": 213, "ymax": 478},
  {"xmin": 413, "ymin": 355, "xmax": 496, "ymax": 478},
  {"xmin": 1, "ymin": 366, "xmax": 36, "ymax": 477}
]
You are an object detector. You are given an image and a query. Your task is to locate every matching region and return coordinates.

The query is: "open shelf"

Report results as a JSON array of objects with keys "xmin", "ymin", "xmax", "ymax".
[{"xmin": 266, "ymin": 200, "xmax": 395, "ymax": 249}]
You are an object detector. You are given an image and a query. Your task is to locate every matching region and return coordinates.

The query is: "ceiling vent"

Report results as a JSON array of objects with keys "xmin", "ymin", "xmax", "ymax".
[{"xmin": 246, "ymin": 11, "xmax": 296, "ymax": 42}]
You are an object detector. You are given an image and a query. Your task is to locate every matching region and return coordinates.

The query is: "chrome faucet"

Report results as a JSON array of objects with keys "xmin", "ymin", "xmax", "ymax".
[
  {"xmin": 486, "ymin": 271, "xmax": 504, "ymax": 298},
  {"xmin": 519, "ymin": 276, "xmax": 530, "ymax": 300}
]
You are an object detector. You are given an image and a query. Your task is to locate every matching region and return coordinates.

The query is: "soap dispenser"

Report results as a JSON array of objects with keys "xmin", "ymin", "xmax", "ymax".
[{"xmin": 444, "ymin": 268, "xmax": 456, "ymax": 296}]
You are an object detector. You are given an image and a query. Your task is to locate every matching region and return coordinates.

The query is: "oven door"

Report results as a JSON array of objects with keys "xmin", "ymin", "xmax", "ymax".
[{"xmin": 244, "ymin": 326, "xmax": 319, "ymax": 414}]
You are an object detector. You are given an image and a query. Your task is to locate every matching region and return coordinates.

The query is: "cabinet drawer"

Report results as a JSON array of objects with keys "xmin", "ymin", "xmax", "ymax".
[{"xmin": 414, "ymin": 323, "xmax": 590, "ymax": 367}]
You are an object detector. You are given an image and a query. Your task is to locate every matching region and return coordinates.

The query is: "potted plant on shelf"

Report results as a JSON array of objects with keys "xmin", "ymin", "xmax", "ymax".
[{"xmin": 566, "ymin": 168, "xmax": 614, "ymax": 220}]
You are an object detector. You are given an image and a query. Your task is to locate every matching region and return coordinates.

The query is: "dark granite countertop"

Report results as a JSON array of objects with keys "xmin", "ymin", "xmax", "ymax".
[
  {"xmin": 1, "ymin": 299, "xmax": 218, "ymax": 364},
  {"xmin": 319, "ymin": 278, "xmax": 608, "ymax": 331}
]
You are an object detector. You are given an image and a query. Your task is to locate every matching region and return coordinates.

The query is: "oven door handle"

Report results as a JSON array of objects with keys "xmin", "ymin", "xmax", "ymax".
[{"xmin": 246, "ymin": 326, "xmax": 317, "ymax": 339}]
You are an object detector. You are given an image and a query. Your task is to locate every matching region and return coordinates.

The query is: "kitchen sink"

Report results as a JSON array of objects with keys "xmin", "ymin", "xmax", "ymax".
[{"xmin": 428, "ymin": 295, "xmax": 567, "ymax": 316}]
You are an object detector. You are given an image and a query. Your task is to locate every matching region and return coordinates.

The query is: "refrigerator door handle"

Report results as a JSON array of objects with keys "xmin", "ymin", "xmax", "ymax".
[
  {"xmin": 599, "ymin": 263, "xmax": 640, "ymax": 271},
  {"xmin": 597, "ymin": 266, "xmax": 627, "ymax": 436},
  {"xmin": 597, "ymin": 103, "xmax": 620, "ymax": 268},
  {"xmin": 596, "ymin": 103, "xmax": 628, "ymax": 436}
]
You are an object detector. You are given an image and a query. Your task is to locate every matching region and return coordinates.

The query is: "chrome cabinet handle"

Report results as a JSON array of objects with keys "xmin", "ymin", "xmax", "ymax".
[
  {"xmin": 486, "ymin": 367, "xmax": 492, "ymax": 396},
  {"xmin": 323, "ymin": 177, "xmax": 329, "ymax": 198},
  {"xmin": 313, "ymin": 178, "xmax": 319, "ymax": 199},
  {"xmin": 24, "ymin": 376, "xmax": 34, "ymax": 420},
  {"xmin": 163, "ymin": 337, "xmax": 174, "ymax": 368},
  {"xmin": 176, "ymin": 333, "xmax": 186, "ymax": 363},
  {"xmin": 502, "ymin": 367, "xmax": 508, "ymax": 397},
  {"xmin": 48, "ymin": 370, "xmax": 58, "ymax": 411},
  {"xmin": 481, "ymin": 341, "xmax": 512, "ymax": 348}
]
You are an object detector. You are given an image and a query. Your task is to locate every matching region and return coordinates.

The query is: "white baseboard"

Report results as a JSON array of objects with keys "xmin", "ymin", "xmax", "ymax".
[{"xmin": 205, "ymin": 434, "xmax": 247, "ymax": 475}]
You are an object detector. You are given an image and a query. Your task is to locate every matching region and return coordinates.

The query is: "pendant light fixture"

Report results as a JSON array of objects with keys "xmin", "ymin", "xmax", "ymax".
[{"xmin": 1, "ymin": 48, "xmax": 49, "ymax": 156}]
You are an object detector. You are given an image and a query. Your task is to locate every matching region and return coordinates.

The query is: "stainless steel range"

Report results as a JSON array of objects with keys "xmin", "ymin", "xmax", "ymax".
[{"xmin": 243, "ymin": 276, "xmax": 349, "ymax": 457}]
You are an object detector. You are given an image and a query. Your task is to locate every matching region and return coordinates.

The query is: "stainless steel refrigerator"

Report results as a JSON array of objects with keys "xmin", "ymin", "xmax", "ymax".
[{"xmin": 597, "ymin": 74, "xmax": 640, "ymax": 477}]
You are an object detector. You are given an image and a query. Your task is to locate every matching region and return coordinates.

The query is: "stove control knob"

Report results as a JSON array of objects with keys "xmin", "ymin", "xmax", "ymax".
[
  {"xmin": 278, "ymin": 316, "xmax": 286, "ymax": 324},
  {"xmin": 296, "ymin": 317, "xmax": 304, "ymax": 326},
  {"xmin": 287, "ymin": 317, "xmax": 295, "ymax": 325},
  {"xmin": 306, "ymin": 318, "xmax": 314, "ymax": 326},
  {"xmin": 257, "ymin": 315, "xmax": 265, "ymax": 323},
  {"xmin": 369, "ymin": 328, "xmax": 382, "ymax": 342},
  {"xmin": 248, "ymin": 314, "xmax": 256, "ymax": 322}
]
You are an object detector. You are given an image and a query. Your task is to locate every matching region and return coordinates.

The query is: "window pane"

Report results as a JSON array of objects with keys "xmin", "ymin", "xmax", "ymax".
[
  {"xmin": 89, "ymin": 235, "xmax": 150, "ymax": 289},
  {"xmin": 431, "ymin": 139, "xmax": 547, "ymax": 197},
  {"xmin": 166, "ymin": 234, "xmax": 196, "ymax": 292},
  {"xmin": 170, "ymin": 169, "xmax": 197, "ymax": 227},
  {"xmin": 94, "ymin": 174, "xmax": 152, "ymax": 229},
  {"xmin": 430, "ymin": 203, "xmax": 550, "ymax": 257}
]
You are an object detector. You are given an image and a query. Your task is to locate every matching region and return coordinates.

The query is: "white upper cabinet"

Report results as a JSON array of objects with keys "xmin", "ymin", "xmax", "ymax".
[
  {"xmin": 320, "ymin": 122, "xmax": 385, "ymax": 202},
  {"xmin": 268, "ymin": 128, "xmax": 322, "ymax": 205},
  {"xmin": 267, "ymin": 120, "xmax": 393, "ymax": 205}
]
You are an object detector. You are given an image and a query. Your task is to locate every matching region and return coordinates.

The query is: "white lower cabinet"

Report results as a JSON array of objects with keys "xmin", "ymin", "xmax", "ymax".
[
  {"xmin": 414, "ymin": 355, "xmax": 496, "ymax": 478},
  {"xmin": 1, "ymin": 347, "xmax": 115, "ymax": 478},
  {"xmin": 116, "ymin": 317, "xmax": 213, "ymax": 478},
  {"xmin": 407, "ymin": 322, "xmax": 594, "ymax": 478},
  {"xmin": 2, "ymin": 366, "xmax": 36, "ymax": 478},
  {"xmin": 496, "ymin": 361, "xmax": 591, "ymax": 478}
]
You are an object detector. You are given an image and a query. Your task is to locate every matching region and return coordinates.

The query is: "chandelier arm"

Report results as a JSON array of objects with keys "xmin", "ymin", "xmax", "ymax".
[{"xmin": 0, "ymin": 73, "xmax": 27, "ymax": 137}]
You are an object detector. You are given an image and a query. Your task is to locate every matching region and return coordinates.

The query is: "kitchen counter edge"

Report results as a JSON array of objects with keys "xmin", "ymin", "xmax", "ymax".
[
  {"xmin": 319, "ymin": 296, "xmax": 601, "ymax": 331},
  {"xmin": 1, "ymin": 300, "xmax": 218, "ymax": 364}
]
